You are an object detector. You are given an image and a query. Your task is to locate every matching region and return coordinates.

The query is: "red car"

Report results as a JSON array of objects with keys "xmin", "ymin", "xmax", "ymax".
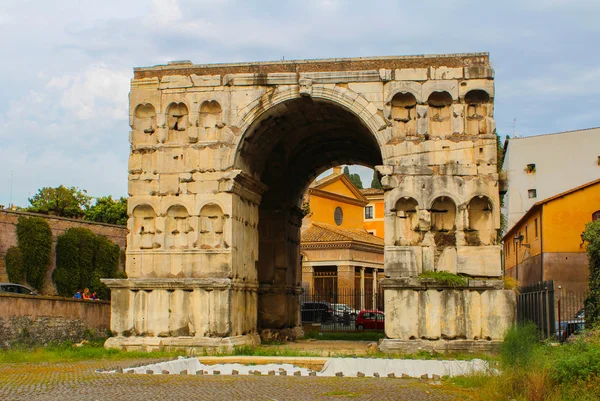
[{"xmin": 355, "ymin": 310, "xmax": 385, "ymax": 330}]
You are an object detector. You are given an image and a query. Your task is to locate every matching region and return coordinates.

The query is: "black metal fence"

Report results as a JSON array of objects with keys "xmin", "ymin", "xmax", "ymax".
[
  {"xmin": 517, "ymin": 280, "xmax": 587, "ymax": 341},
  {"xmin": 300, "ymin": 287, "xmax": 384, "ymax": 331}
]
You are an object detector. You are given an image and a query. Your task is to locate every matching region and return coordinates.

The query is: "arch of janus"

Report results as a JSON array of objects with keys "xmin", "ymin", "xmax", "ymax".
[{"xmin": 103, "ymin": 53, "xmax": 515, "ymax": 353}]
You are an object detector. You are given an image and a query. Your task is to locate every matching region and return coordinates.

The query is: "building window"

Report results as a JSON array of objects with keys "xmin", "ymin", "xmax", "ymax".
[
  {"xmin": 593, "ymin": 211, "xmax": 600, "ymax": 221},
  {"xmin": 525, "ymin": 225, "xmax": 528, "ymax": 243},
  {"xmin": 526, "ymin": 163, "xmax": 536, "ymax": 173},
  {"xmin": 535, "ymin": 218, "xmax": 539, "ymax": 238},
  {"xmin": 365, "ymin": 206, "xmax": 373, "ymax": 219},
  {"xmin": 528, "ymin": 189, "xmax": 537, "ymax": 198},
  {"xmin": 334, "ymin": 207, "xmax": 343, "ymax": 226}
]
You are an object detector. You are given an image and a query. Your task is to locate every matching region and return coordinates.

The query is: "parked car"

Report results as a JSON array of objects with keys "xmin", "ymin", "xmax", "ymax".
[
  {"xmin": 0, "ymin": 283, "xmax": 37, "ymax": 295},
  {"xmin": 557, "ymin": 308, "xmax": 585, "ymax": 341},
  {"xmin": 355, "ymin": 310, "xmax": 385, "ymax": 330},
  {"xmin": 301, "ymin": 302, "xmax": 334, "ymax": 323},
  {"xmin": 331, "ymin": 303, "xmax": 359, "ymax": 321}
]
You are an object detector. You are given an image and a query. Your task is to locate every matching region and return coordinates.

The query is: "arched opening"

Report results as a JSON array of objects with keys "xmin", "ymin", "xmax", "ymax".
[
  {"xmin": 390, "ymin": 92, "xmax": 417, "ymax": 137},
  {"xmin": 166, "ymin": 102, "xmax": 189, "ymax": 143},
  {"xmin": 132, "ymin": 205, "xmax": 157, "ymax": 250},
  {"xmin": 393, "ymin": 197, "xmax": 420, "ymax": 246},
  {"xmin": 465, "ymin": 89, "xmax": 491, "ymax": 135},
  {"xmin": 467, "ymin": 196, "xmax": 495, "ymax": 246},
  {"xmin": 427, "ymin": 91, "xmax": 453, "ymax": 137},
  {"xmin": 165, "ymin": 205, "xmax": 190, "ymax": 250},
  {"xmin": 234, "ymin": 97, "xmax": 383, "ymax": 333},
  {"xmin": 430, "ymin": 196, "xmax": 458, "ymax": 273},
  {"xmin": 199, "ymin": 100, "xmax": 223, "ymax": 141}
]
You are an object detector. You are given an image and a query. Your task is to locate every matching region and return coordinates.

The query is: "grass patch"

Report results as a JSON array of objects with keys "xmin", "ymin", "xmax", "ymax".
[
  {"xmin": 0, "ymin": 340, "xmax": 182, "ymax": 364},
  {"xmin": 418, "ymin": 271, "xmax": 467, "ymax": 286},
  {"xmin": 320, "ymin": 390, "xmax": 360, "ymax": 398},
  {"xmin": 304, "ymin": 331, "xmax": 385, "ymax": 342},
  {"xmin": 448, "ymin": 323, "xmax": 600, "ymax": 401}
]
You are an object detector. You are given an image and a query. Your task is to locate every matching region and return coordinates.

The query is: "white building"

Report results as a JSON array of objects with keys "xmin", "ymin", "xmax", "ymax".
[{"xmin": 502, "ymin": 127, "xmax": 600, "ymax": 230}]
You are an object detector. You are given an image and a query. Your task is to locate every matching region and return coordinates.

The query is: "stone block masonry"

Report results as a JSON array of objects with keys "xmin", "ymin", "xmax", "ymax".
[{"xmin": 106, "ymin": 53, "xmax": 514, "ymax": 353}]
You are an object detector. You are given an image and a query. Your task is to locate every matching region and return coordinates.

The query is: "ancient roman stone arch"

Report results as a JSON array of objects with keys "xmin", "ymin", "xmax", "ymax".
[{"xmin": 104, "ymin": 54, "xmax": 515, "ymax": 352}]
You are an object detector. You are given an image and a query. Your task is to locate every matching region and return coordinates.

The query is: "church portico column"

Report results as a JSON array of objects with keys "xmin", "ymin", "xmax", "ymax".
[
  {"xmin": 372, "ymin": 268, "xmax": 379, "ymax": 310},
  {"xmin": 360, "ymin": 267, "xmax": 366, "ymax": 310}
]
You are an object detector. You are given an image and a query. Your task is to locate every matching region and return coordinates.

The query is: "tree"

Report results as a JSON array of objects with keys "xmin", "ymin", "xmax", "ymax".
[
  {"xmin": 370, "ymin": 170, "xmax": 382, "ymax": 189},
  {"xmin": 583, "ymin": 220, "xmax": 600, "ymax": 328},
  {"xmin": 342, "ymin": 166, "xmax": 363, "ymax": 189},
  {"xmin": 84, "ymin": 196, "xmax": 128, "ymax": 226},
  {"xmin": 27, "ymin": 186, "xmax": 91, "ymax": 218},
  {"xmin": 16, "ymin": 216, "xmax": 52, "ymax": 291}
]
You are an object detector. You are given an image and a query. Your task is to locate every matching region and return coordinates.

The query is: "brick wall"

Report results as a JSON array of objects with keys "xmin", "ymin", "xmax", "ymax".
[{"xmin": 0, "ymin": 210, "xmax": 128, "ymax": 294}]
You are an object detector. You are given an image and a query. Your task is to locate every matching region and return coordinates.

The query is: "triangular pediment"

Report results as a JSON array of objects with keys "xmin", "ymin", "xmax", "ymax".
[{"xmin": 313, "ymin": 173, "xmax": 368, "ymax": 203}]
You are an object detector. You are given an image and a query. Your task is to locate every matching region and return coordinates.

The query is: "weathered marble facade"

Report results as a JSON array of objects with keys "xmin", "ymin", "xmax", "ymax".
[{"xmin": 104, "ymin": 53, "xmax": 515, "ymax": 352}]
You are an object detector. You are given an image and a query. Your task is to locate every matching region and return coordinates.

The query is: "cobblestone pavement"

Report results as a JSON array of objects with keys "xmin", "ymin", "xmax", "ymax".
[{"xmin": 0, "ymin": 359, "xmax": 474, "ymax": 401}]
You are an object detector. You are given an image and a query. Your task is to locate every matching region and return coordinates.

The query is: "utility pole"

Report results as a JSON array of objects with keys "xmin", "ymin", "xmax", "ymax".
[{"xmin": 9, "ymin": 170, "xmax": 14, "ymax": 208}]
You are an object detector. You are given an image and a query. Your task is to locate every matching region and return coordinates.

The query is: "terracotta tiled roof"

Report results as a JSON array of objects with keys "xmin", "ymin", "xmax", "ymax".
[
  {"xmin": 301, "ymin": 222, "xmax": 384, "ymax": 247},
  {"xmin": 360, "ymin": 188, "xmax": 384, "ymax": 196}
]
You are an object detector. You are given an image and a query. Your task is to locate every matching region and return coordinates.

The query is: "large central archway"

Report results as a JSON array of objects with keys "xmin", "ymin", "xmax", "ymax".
[
  {"xmin": 104, "ymin": 54, "xmax": 515, "ymax": 352},
  {"xmin": 234, "ymin": 96, "xmax": 383, "ymax": 335}
]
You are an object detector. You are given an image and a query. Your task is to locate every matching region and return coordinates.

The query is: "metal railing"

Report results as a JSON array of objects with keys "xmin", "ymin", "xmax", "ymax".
[
  {"xmin": 300, "ymin": 287, "xmax": 384, "ymax": 331},
  {"xmin": 517, "ymin": 280, "xmax": 587, "ymax": 341}
]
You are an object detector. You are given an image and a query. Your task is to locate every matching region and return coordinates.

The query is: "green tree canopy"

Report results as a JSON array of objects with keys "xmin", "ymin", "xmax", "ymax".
[
  {"xmin": 27, "ymin": 186, "xmax": 91, "ymax": 218},
  {"xmin": 370, "ymin": 170, "xmax": 382, "ymax": 189},
  {"xmin": 84, "ymin": 196, "xmax": 128, "ymax": 226},
  {"xmin": 342, "ymin": 166, "xmax": 363, "ymax": 189},
  {"xmin": 583, "ymin": 220, "xmax": 600, "ymax": 327}
]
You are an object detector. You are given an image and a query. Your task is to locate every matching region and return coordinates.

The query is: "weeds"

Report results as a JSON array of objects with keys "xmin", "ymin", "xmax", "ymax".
[{"xmin": 418, "ymin": 271, "xmax": 468, "ymax": 286}]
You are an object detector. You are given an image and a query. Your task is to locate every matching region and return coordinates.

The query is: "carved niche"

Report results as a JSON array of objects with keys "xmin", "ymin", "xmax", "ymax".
[
  {"xmin": 427, "ymin": 91, "xmax": 453, "ymax": 137},
  {"xmin": 199, "ymin": 100, "xmax": 223, "ymax": 141},
  {"xmin": 165, "ymin": 205, "xmax": 191, "ymax": 249},
  {"xmin": 467, "ymin": 196, "xmax": 495, "ymax": 245},
  {"xmin": 165, "ymin": 102, "xmax": 189, "ymax": 143},
  {"xmin": 133, "ymin": 104, "xmax": 157, "ymax": 135},
  {"xmin": 132, "ymin": 205, "xmax": 158, "ymax": 249},
  {"xmin": 198, "ymin": 204, "xmax": 226, "ymax": 249},
  {"xmin": 465, "ymin": 90, "xmax": 491, "ymax": 135},
  {"xmin": 393, "ymin": 197, "xmax": 420, "ymax": 246},
  {"xmin": 390, "ymin": 93, "xmax": 417, "ymax": 137}
]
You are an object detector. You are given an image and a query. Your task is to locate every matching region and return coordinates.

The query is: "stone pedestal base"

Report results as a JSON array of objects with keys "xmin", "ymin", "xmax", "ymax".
[
  {"xmin": 104, "ymin": 333, "xmax": 260, "ymax": 352},
  {"xmin": 381, "ymin": 277, "xmax": 516, "ymax": 352},
  {"xmin": 379, "ymin": 339, "xmax": 502, "ymax": 354}
]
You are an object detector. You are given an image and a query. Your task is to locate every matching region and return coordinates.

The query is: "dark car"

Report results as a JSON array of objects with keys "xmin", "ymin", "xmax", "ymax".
[
  {"xmin": 0, "ymin": 283, "xmax": 37, "ymax": 295},
  {"xmin": 355, "ymin": 310, "xmax": 385, "ymax": 330},
  {"xmin": 301, "ymin": 302, "xmax": 334, "ymax": 323},
  {"xmin": 557, "ymin": 308, "xmax": 585, "ymax": 341}
]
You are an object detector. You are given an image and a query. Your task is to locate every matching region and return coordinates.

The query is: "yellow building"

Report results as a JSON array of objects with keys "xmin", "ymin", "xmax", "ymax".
[
  {"xmin": 503, "ymin": 178, "xmax": 600, "ymax": 294},
  {"xmin": 301, "ymin": 168, "xmax": 384, "ymax": 309},
  {"xmin": 361, "ymin": 188, "xmax": 384, "ymax": 238}
]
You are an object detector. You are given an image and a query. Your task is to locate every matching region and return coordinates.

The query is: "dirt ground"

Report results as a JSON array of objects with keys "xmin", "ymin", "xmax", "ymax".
[{"xmin": 262, "ymin": 340, "xmax": 376, "ymax": 355}]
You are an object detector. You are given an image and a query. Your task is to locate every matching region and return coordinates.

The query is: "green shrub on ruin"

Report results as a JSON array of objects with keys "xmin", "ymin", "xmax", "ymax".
[
  {"xmin": 53, "ymin": 227, "xmax": 122, "ymax": 299},
  {"xmin": 16, "ymin": 216, "xmax": 52, "ymax": 291},
  {"xmin": 5, "ymin": 247, "xmax": 25, "ymax": 283}
]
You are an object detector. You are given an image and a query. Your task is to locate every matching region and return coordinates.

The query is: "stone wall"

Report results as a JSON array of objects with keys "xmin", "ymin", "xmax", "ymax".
[
  {"xmin": 0, "ymin": 293, "xmax": 110, "ymax": 347},
  {"xmin": 0, "ymin": 209, "xmax": 127, "ymax": 293}
]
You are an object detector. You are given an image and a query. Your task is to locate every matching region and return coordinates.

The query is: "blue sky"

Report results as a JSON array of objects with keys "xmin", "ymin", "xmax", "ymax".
[{"xmin": 1, "ymin": 0, "xmax": 598, "ymax": 207}]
